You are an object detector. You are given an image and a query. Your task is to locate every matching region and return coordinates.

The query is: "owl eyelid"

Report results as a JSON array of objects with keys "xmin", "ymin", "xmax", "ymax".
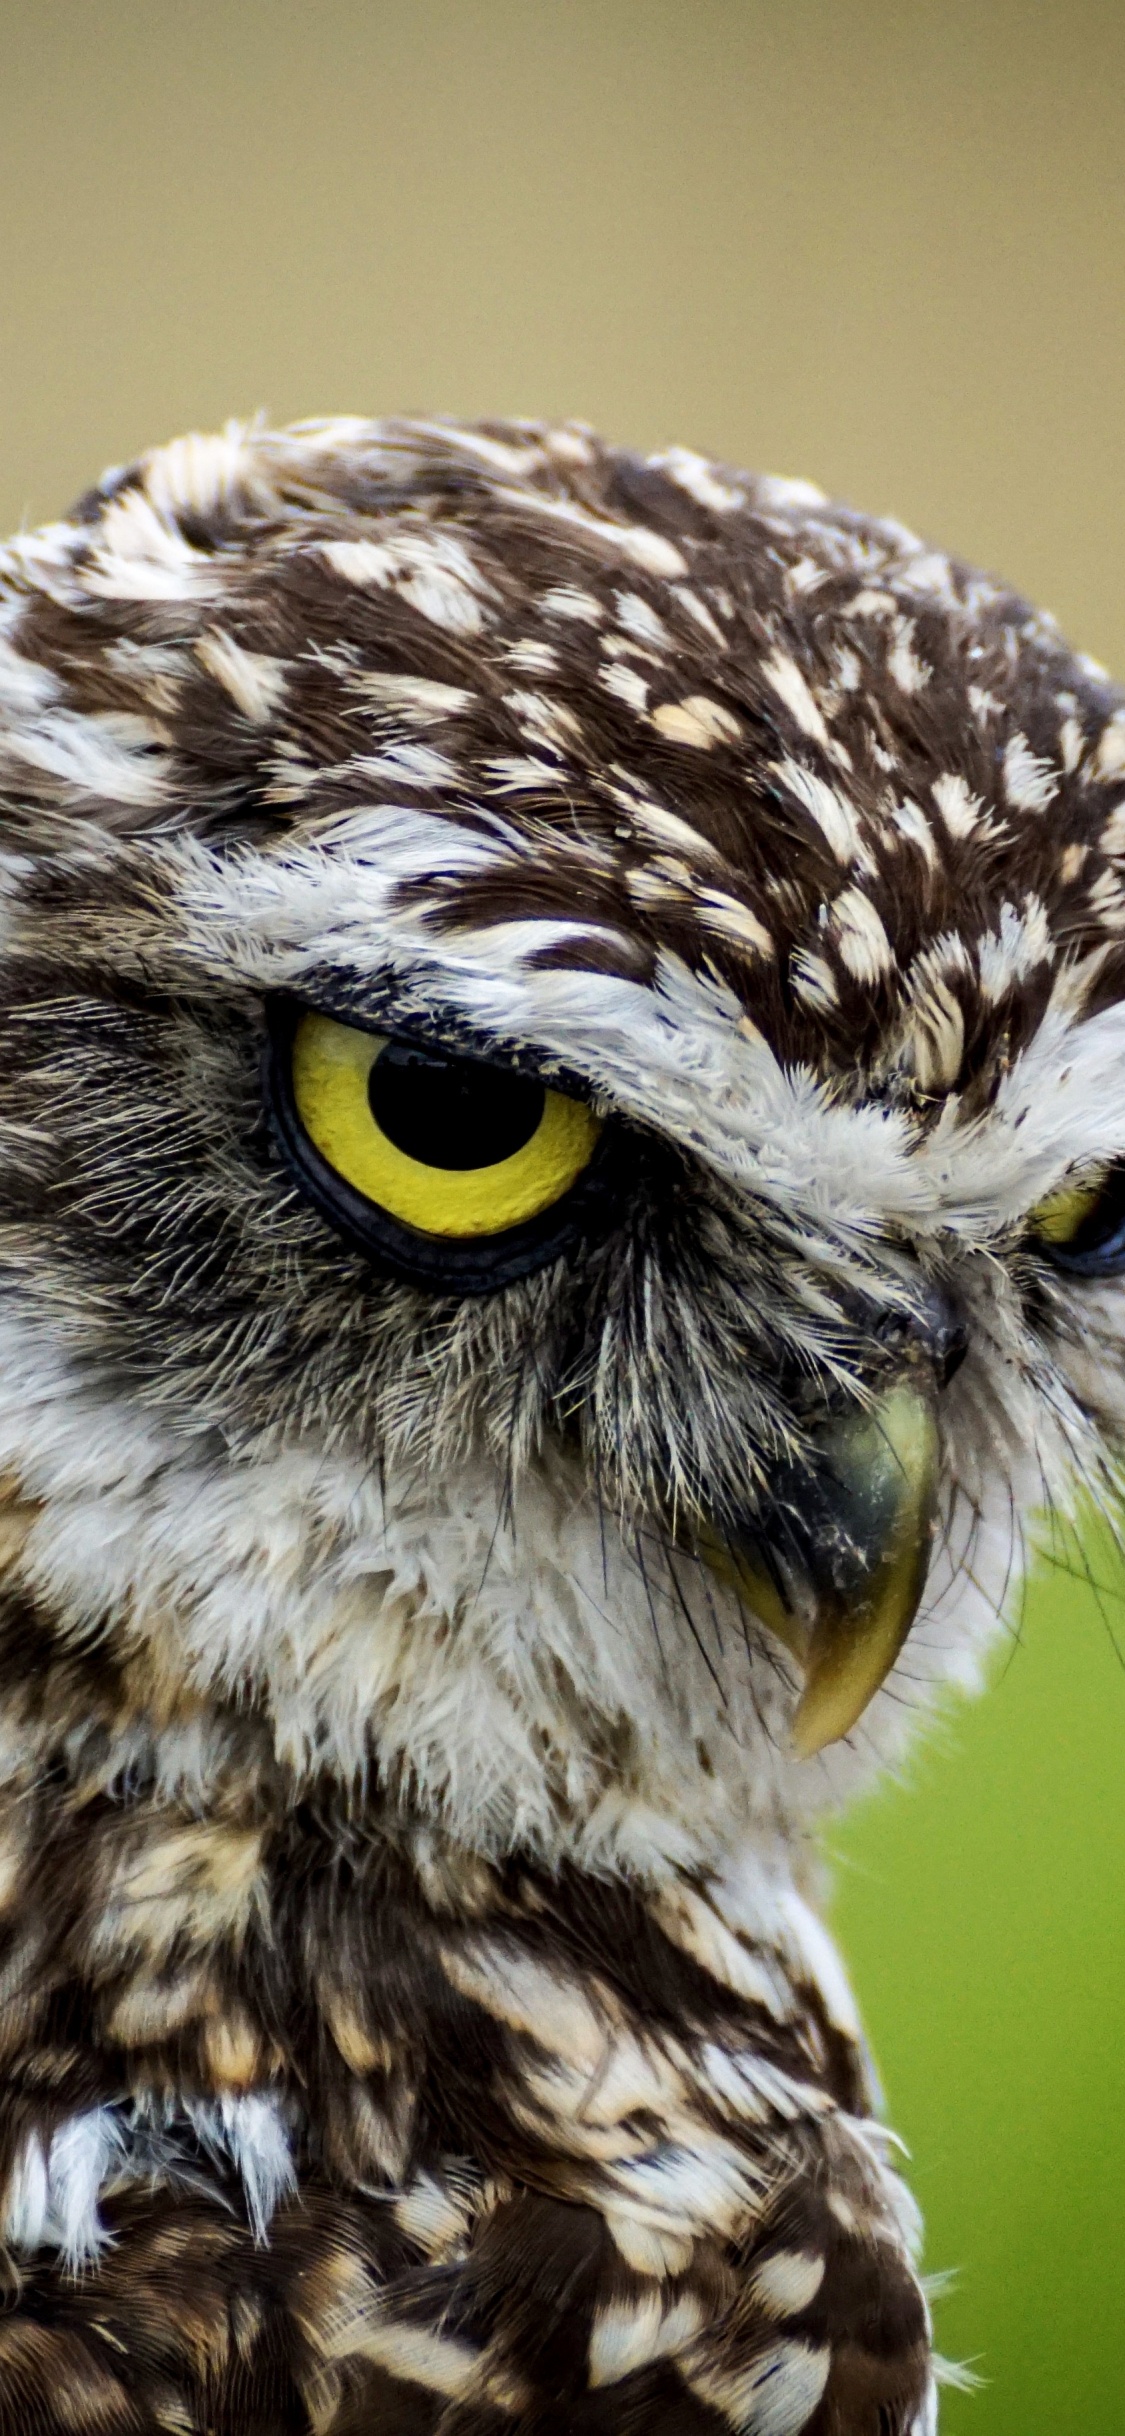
[{"xmin": 264, "ymin": 986, "xmax": 600, "ymax": 1106}]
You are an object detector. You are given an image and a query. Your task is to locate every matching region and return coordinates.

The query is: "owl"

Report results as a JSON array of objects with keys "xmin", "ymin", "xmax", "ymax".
[{"xmin": 0, "ymin": 414, "xmax": 1119, "ymax": 2436}]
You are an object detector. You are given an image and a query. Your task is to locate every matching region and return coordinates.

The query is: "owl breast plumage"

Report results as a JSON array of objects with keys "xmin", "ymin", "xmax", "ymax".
[{"xmin": 0, "ymin": 416, "xmax": 1120, "ymax": 2433}]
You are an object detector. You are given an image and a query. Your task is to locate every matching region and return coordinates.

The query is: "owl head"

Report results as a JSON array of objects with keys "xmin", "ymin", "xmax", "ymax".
[{"xmin": 0, "ymin": 416, "xmax": 1121, "ymax": 1878}]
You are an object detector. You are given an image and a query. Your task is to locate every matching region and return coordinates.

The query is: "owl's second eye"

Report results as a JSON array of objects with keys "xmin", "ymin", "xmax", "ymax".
[
  {"xmin": 1029, "ymin": 1161, "xmax": 1125, "ymax": 1276},
  {"xmin": 266, "ymin": 1002, "xmax": 611, "ymax": 1291}
]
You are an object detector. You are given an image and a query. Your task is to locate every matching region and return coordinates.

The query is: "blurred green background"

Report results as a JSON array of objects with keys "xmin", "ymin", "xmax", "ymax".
[
  {"xmin": 832, "ymin": 1545, "xmax": 1125, "ymax": 2429},
  {"xmin": 1, "ymin": 2, "xmax": 1123, "ymax": 2423}
]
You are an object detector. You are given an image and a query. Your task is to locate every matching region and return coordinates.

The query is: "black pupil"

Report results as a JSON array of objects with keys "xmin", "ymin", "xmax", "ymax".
[{"xmin": 369, "ymin": 1042, "xmax": 546, "ymax": 1170}]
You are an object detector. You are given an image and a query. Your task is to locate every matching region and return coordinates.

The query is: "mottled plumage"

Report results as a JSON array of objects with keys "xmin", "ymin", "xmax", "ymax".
[{"xmin": 0, "ymin": 416, "xmax": 1121, "ymax": 2431}]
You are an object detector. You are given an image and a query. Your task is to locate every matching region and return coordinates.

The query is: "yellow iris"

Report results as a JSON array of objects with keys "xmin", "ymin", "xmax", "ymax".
[
  {"xmin": 1028, "ymin": 1169, "xmax": 1107, "ymax": 1246},
  {"xmin": 291, "ymin": 1010, "xmax": 600, "ymax": 1238}
]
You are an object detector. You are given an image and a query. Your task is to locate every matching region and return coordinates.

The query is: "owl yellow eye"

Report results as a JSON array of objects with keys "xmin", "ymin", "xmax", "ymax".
[
  {"xmin": 292, "ymin": 1010, "xmax": 599, "ymax": 1235},
  {"xmin": 266, "ymin": 1001, "xmax": 613, "ymax": 1292},
  {"xmin": 1029, "ymin": 1162, "xmax": 1125, "ymax": 1275},
  {"xmin": 1029, "ymin": 1173, "xmax": 1106, "ymax": 1247}
]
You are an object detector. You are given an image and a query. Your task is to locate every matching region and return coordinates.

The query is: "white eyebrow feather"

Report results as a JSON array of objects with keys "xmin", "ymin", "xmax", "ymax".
[{"xmin": 162, "ymin": 812, "xmax": 1125, "ymax": 1238}]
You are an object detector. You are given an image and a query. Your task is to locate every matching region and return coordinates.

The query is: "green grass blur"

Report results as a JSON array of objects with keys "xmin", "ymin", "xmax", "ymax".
[{"xmin": 832, "ymin": 1531, "xmax": 1125, "ymax": 2432}]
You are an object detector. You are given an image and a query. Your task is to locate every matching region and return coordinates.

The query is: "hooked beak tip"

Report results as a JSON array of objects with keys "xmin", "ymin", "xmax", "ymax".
[
  {"xmin": 790, "ymin": 1382, "xmax": 940, "ymax": 1757},
  {"xmin": 710, "ymin": 1381, "xmax": 941, "ymax": 1760}
]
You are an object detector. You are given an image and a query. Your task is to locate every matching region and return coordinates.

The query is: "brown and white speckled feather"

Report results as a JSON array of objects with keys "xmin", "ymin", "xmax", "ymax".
[{"xmin": 0, "ymin": 415, "xmax": 1122, "ymax": 2430}]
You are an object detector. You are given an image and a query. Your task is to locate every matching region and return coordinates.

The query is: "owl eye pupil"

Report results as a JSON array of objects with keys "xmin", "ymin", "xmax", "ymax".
[{"xmin": 368, "ymin": 1042, "xmax": 546, "ymax": 1170}]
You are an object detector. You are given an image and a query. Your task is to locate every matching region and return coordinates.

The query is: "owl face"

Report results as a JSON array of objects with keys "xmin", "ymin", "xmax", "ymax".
[{"xmin": 0, "ymin": 416, "xmax": 1123, "ymax": 1869}]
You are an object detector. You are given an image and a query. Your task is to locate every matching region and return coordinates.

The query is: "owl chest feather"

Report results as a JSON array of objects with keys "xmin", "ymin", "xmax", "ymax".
[{"xmin": 0, "ymin": 1628, "xmax": 934, "ymax": 2436}]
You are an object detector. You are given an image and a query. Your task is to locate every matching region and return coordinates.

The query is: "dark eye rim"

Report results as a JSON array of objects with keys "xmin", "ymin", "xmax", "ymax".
[
  {"xmin": 1034, "ymin": 1159, "xmax": 1125, "ymax": 1278},
  {"xmin": 262, "ymin": 993, "xmax": 626, "ymax": 1293}
]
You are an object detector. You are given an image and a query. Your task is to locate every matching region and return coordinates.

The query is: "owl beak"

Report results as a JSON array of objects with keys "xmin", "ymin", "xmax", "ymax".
[{"xmin": 722, "ymin": 1381, "xmax": 941, "ymax": 1758}]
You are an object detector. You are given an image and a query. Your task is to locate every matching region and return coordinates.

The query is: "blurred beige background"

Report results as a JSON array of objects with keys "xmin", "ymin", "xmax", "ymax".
[
  {"xmin": 2, "ymin": 5, "xmax": 1124, "ymax": 2430},
  {"xmin": 3, "ymin": 0, "xmax": 1125, "ymax": 674}
]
